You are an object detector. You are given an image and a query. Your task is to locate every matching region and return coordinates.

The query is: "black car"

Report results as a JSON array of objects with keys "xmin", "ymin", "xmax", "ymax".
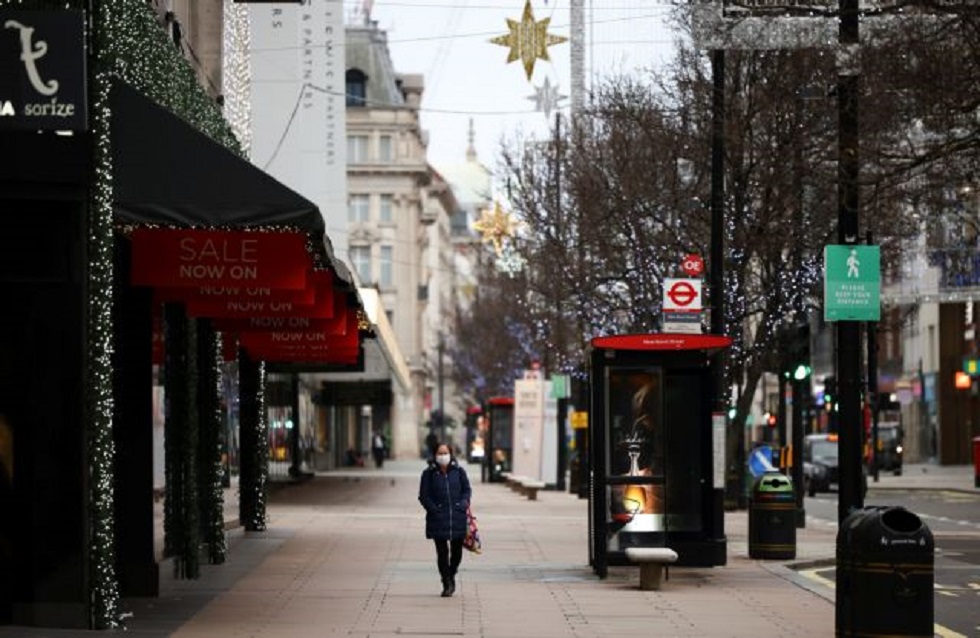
[
  {"xmin": 803, "ymin": 433, "xmax": 868, "ymax": 497},
  {"xmin": 803, "ymin": 434, "xmax": 839, "ymax": 497}
]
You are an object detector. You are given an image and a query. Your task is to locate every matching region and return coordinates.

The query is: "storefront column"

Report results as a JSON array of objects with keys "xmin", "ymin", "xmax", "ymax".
[
  {"xmin": 163, "ymin": 303, "xmax": 200, "ymax": 579},
  {"xmin": 239, "ymin": 351, "xmax": 267, "ymax": 531},
  {"xmin": 111, "ymin": 241, "xmax": 158, "ymax": 596},
  {"xmin": 196, "ymin": 320, "xmax": 226, "ymax": 564}
]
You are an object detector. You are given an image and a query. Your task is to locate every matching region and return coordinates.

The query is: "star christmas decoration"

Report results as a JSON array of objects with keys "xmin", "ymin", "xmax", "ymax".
[
  {"xmin": 473, "ymin": 201, "xmax": 519, "ymax": 255},
  {"xmin": 490, "ymin": 0, "xmax": 568, "ymax": 81},
  {"xmin": 527, "ymin": 77, "xmax": 566, "ymax": 117}
]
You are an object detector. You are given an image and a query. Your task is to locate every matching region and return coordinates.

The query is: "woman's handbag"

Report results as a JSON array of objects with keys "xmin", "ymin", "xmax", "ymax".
[{"xmin": 463, "ymin": 504, "xmax": 482, "ymax": 554}]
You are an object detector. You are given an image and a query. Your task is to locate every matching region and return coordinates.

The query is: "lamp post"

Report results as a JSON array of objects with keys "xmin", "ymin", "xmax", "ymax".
[{"xmin": 835, "ymin": 0, "xmax": 865, "ymax": 524}]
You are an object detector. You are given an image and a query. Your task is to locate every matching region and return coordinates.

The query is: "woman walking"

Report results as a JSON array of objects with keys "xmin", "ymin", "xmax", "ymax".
[{"xmin": 418, "ymin": 443, "xmax": 472, "ymax": 597}]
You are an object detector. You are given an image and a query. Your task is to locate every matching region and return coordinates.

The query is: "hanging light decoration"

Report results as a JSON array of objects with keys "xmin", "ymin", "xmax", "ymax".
[
  {"xmin": 473, "ymin": 201, "xmax": 520, "ymax": 256},
  {"xmin": 490, "ymin": 0, "xmax": 568, "ymax": 81}
]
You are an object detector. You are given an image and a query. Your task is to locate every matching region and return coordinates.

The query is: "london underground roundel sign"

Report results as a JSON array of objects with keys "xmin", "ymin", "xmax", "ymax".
[{"xmin": 663, "ymin": 278, "xmax": 703, "ymax": 311}]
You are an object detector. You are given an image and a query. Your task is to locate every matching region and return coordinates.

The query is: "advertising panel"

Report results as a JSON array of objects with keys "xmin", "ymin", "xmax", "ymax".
[{"xmin": 605, "ymin": 368, "xmax": 665, "ymax": 551}]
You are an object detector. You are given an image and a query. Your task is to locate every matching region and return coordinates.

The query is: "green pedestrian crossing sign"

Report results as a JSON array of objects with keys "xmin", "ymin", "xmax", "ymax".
[{"xmin": 824, "ymin": 245, "xmax": 880, "ymax": 322}]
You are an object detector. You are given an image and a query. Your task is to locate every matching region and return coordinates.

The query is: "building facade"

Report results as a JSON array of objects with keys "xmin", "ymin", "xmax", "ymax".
[{"xmin": 345, "ymin": 20, "xmax": 458, "ymax": 457}]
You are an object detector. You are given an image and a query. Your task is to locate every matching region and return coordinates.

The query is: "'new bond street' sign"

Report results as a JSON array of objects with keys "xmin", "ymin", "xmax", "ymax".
[{"xmin": 824, "ymin": 245, "xmax": 880, "ymax": 322}]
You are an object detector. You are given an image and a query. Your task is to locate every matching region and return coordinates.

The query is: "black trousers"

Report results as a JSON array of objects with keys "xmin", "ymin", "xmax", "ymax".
[{"xmin": 433, "ymin": 538, "xmax": 463, "ymax": 579}]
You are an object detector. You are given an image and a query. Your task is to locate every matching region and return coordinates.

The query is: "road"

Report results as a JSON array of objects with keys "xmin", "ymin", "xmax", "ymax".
[{"xmin": 803, "ymin": 488, "xmax": 980, "ymax": 637}]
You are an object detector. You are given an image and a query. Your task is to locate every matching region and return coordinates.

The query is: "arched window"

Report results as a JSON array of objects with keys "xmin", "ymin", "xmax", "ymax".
[{"xmin": 346, "ymin": 69, "xmax": 367, "ymax": 107}]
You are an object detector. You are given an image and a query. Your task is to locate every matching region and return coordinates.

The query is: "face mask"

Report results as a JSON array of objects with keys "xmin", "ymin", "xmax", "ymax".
[{"xmin": 436, "ymin": 454, "xmax": 451, "ymax": 466}]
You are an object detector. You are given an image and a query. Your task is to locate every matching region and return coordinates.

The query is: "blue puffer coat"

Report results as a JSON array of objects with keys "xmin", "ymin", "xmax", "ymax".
[{"xmin": 418, "ymin": 460, "xmax": 472, "ymax": 540}]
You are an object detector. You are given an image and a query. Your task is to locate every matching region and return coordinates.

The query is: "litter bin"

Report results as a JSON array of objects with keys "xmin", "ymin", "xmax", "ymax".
[
  {"xmin": 748, "ymin": 471, "xmax": 796, "ymax": 559},
  {"xmin": 836, "ymin": 506, "xmax": 934, "ymax": 637}
]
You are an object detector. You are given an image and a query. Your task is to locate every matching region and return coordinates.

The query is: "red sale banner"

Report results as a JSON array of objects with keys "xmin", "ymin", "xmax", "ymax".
[{"xmin": 131, "ymin": 229, "xmax": 309, "ymax": 289}]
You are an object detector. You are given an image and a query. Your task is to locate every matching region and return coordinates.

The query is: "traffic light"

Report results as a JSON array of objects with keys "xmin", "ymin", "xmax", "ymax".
[
  {"xmin": 786, "ymin": 321, "xmax": 811, "ymax": 380},
  {"xmin": 766, "ymin": 412, "xmax": 777, "ymax": 427},
  {"xmin": 823, "ymin": 376, "xmax": 837, "ymax": 411}
]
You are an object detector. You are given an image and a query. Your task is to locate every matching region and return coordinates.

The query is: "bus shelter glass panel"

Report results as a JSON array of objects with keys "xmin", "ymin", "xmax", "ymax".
[
  {"xmin": 605, "ymin": 368, "xmax": 665, "ymax": 553},
  {"xmin": 486, "ymin": 399, "xmax": 513, "ymax": 482}
]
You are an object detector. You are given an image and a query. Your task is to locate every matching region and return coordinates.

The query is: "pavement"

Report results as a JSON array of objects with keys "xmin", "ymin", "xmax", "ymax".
[{"xmin": 1, "ymin": 461, "xmax": 973, "ymax": 637}]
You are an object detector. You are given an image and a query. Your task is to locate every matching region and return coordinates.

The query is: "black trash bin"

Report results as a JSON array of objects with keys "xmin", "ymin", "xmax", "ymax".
[
  {"xmin": 836, "ymin": 506, "xmax": 934, "ymax": 637},
  {"xmin": 748, "ymin": 471, "xmax": 796, "ymax": 559}
]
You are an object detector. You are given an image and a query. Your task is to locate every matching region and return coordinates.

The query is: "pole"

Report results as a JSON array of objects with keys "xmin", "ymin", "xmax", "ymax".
[
  {"xmin": 710, "ymin": 49, "xmax": 736, "ymax": 507},
  {"xmin": 867, "ymin": 232, "xmax": 879, "ymax": 483},
  {"xmin": 792, "ymin": 375, "xmax": 806, "ymax": 528},
  {"xmin": 438, "ymin": 335, "xmax": 445, "ymax": 441},
  {"xmin": 290, "ymin": 373, "xmax": 301, "ymax": 478},
  {"xmin": 836, "ymin": 0, "xmax": 864, "ymax": 525},
  {"xmin": 554, "ymin": 111, "xmax": 567, "ymax": 491}
]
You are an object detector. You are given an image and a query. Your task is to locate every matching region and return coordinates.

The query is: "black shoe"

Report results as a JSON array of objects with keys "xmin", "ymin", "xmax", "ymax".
[
  {"xmin": 445, "ymin": 576, "xmax": 455, "ymax": 597},
  {"xmin": 440, "ymin": 577, "xmax": 451, "ymax": 597}
]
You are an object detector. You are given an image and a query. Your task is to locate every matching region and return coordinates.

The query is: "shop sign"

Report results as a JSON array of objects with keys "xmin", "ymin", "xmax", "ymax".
[
  {"xmin": 241, "ymin": 348, "xmax": 359, "ymax": 364},
  {"xmin": 156, "ymin": 283, "xmax": 317, "ymax": 306},
  {"xmin": 0, "ymin": 9, "xmax": 87, "ymax": 131},
  {"xmin": 213, "ymin": 314, "xmax": 345, "ymax": 335},
  {"xmin": 131, "ymin": 229, "xmax": 309, "ymax": 290},
  {"xmin": 238, "ymin": 310, "xmax": 358, "ymax": 351},
  {"xmin": 187, "ymin": 287, "xmax": 340, "ymax": 320}
]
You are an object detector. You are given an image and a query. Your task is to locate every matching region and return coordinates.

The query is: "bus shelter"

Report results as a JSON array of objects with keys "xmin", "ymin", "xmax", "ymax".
[
  {"xmin": 482, "ymin": 396, "xmax": 514, "ymax": 483},
  {"xmin": 589, "ymin": 334, "xmax": 732, "ymax": 577}
]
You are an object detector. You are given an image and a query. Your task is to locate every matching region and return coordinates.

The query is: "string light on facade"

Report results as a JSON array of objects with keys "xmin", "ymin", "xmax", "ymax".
[
  {"xmin": 490, "ymin": 0, "xmax": 568, "ymax": 81},
  {"xmin": 222, "ymin": 0, "xmax": 252, "ymax": 157}
]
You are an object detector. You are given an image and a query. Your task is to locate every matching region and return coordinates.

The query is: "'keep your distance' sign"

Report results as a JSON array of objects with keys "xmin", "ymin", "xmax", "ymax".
[{"xmin": 824, "ymin": 245, "xmax": 880, "ymax": 322}]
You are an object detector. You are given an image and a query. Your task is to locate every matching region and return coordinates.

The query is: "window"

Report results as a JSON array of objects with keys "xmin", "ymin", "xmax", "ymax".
[
  {"xmin": 380, "ymin": 245, "xmax": 393, "ymax": 287},
  {"xmin": 350, "ymin": 246, "xmax": 371, "ymax": 283},
  {"xmin": 348, "ymin": 194, "xmax": 370, "ymax": 222},
  {"xmin": 347, "ymin": 135, "xmax": 369, "ymax": 163},
  {"xmin": 345, "ymin": 69, "xmax": 367, "ymax": 107},
  {"xmin": 379, "ymin": 135, "xmax": 394, "ymax": 162},
  {"xmin": 379, "ymin": 194, "xmax": 394, "ymax": 223}
]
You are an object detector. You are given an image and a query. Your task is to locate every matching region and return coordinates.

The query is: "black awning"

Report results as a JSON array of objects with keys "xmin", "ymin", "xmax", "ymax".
[
  {"xmin": 109, "ymin": 78, "xmax": 351, "ymax": 284},
  {"xmin": 110, "ymin": 78, "xmax": 322, "ymax": 233}
]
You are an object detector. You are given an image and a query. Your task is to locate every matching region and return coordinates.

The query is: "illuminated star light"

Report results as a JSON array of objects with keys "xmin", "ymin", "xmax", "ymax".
[
  {"xmin": 473, "ymin": 202, "xmax": 518, "ymax": 255},
  {"xmin": 496, "ymin": 244, "xmax": 527, "ymax": 277},
  {"xmin": 527, "ymin": 77, "xmax": 566, "ymax": 118},
  {"xmin": 489, "ymin": 0, "xmax": 568, "ymax": 81}
]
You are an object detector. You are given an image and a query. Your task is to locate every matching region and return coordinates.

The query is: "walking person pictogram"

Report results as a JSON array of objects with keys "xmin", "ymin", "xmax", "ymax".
[{"xmin": 846, "ymin": 249, "xmax": 860, "ymax": 278}]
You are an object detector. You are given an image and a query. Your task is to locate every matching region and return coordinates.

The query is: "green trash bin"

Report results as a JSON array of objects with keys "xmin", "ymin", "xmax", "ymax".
[{"xmin": 749, "ymin": 471, "xmax": 797, "ymax": 559}]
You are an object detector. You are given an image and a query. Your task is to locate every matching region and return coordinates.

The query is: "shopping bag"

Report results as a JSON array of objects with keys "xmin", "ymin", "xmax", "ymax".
[{"xmin": 463, "ymin": 504, "xmax": 482, "ymax": 554}]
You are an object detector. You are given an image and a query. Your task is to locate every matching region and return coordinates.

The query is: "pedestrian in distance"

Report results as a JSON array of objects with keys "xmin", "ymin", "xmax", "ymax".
[
  {"xmin": 371, "ymin": 430, "xmax": 386, "ymax": 469},
  {"xmin": 425, "ymin": 429, "xmax": 439, "ymax": 459},
  {"xmin": 418, "ymin": 443, "xmax": 471, "ymax": 597}
]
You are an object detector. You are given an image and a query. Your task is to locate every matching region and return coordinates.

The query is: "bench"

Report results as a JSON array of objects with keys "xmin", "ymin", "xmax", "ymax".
[
  {"xmin": 624, "ymin": 547, "xmax": 678, "ymax": 591},
  {"xmin": 521, "ymin": 479, "xmax": 546, "ymax": 501},
  {"xmin": 506, "ymin": 475, "xmax": 527, "ymax": 493}
]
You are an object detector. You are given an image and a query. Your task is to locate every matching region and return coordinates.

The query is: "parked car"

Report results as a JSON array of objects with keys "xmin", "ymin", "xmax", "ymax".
[{"xmin": 803, "ymin": 433, "xmax": 867, "ymax": 497}]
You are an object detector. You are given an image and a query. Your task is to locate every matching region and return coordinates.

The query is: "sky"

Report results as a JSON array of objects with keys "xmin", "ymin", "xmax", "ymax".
[{"xmin": 354, "ymin": 0, "xmax": 680, "ymax": 173}]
